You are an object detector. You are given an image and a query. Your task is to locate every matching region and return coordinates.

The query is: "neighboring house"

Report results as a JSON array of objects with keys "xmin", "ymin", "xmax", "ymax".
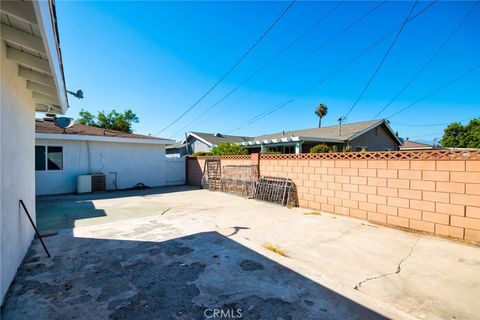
[
  {"xmin": 166, "ymin": 141, "xmax": 188, "ymax": 158},
  {"xmin": 35, "ymin": 119, "xmax": 175, "ymax": 195},
  {"xmin": 400, "ymin": 140, "xmax": 435, "ymax": 150},
  {"xmin": 166, "ymin": 132, "xmax": 253, "ymax": 157},
  {"xmin": 1, "ymin": 0, "xmax": 69, "ymax": 302},
  {"xmin": 239, "ymin": 119, "xmax": 401, "ymax": 154}
]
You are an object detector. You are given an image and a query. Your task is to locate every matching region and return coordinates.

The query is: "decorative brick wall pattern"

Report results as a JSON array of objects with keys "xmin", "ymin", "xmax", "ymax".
[
  {"xmin": 187, "ymin": 152, "xmax": 480, "ymax": 243},
  {"xmin": 261, "ymin": 149, "xmax": 480, "ymax": 160}
]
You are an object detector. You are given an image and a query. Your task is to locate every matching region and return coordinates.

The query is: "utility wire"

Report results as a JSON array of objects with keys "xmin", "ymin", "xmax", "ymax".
[
  {"xmin": 154, "ymin": 0, "xmax": 297, "ymax": 136},
  {"xmin": 343, "ymin": 1, "xmax": 418, "ymax": 119},
  {"xmin": 225, "ymin": 1, "xmax": 437, "ymax": 134},
  {"xmin": 386, "ymin": 64, "xmax": 480, "ymax": 119},
  {"xmin": 182, "ymin": 0, "xmax": 388, "ymax": 133},
  {"xmin": 270, "ymin": 0, "xmax": 389, "ymax": 81},
  {"xmin": 170, "ymin": 1, "xmax": 345, "ymax": 138},
  {"xmin": 373, "ymin": 1, "xmax": 479, "ymax": 119}
]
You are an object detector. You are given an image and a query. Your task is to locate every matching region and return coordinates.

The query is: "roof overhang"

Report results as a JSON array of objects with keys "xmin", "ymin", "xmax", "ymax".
[
  {"xmin": 240, "ymin": 135, "xmax": 343, "ymax": 146},
  {"xmin": 399, "ymin": 146, "xmax": 434, "ymax": 150},
  {"xmin": 187, "ymin": 132, "xmax": 214, "ymax": 147},
  {"xmin": 1, "ymin": 0, "xmax": 68, "ymax": 114},
  {"xmin": 348, "ymin": 120, "xmax": 403, "ymax": 145},
  {"xmin": 36, "ymin": 133, "xmax": 175, "ymax": 145}
]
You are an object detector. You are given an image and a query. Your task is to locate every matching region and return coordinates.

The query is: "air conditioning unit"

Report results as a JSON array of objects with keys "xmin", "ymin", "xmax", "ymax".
[{"xmin": 77, "ymin": 173, "xmax": 106, "ymax": 193}]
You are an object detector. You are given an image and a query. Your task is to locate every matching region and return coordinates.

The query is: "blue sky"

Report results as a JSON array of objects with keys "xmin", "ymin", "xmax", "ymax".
[{"xmin": 57, "ymin": 1, "xmax": 479, "ymax": 143}]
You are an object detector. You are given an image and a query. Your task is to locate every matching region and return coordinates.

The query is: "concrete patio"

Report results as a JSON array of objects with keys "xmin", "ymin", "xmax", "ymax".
[{"xmin": 1, "ymin": 186, "xmax": 479, "ymax": 319}]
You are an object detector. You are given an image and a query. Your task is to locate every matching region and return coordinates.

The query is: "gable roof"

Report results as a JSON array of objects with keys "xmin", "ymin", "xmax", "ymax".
[
  {"xmin": 189, "ymin": 132, "xmax": 253, "ymax": 146},
  {"xmin": 253, "ymin": 119, "xmax": 401, "ymax": 143},
  {"xmin": 400, "ymin": 140, "xmax": 434, "ymax": 150},
  {"xmin": 35, "ymin": 119, "xmax": 173, "ymax": 144}
]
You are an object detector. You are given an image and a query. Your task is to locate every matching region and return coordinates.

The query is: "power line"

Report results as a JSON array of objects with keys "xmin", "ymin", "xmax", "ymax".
[
  {"xmin": 181, "ymin": 0, "xmax": 389, "ymax": 134},
  {"xmin": 169, "ymin": 1, "xmax": 345, "ymax": 138},
  {"xmin": 373, "ymin": 1, "xmax": 479, "ymax": 119},
  {"xmin": 386, "ymin": 64, "xmax": 480, "ymax": 119},
  {"xmin": 270, "ymin": 0, "xmax": 389, "ymax": 82},
  {"xmin": 225, "ymin": 1, "xmax": 437, "ymax": 134},
  {"xmin": 342, "ymin": 1, "xmax": 418, "ymax": 119},
  {"xmin": 154, "ymin": 0, "xmax": 297, "ymax": 136}
]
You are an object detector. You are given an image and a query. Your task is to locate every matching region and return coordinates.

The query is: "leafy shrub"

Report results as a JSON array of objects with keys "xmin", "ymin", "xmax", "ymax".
[
  {"xmin": 360, "ymin": 147, "xmax": 368, "ymax": 152},
  {"xmin": 191, "ymin": 151, "xmax": 209, "ymax": 157},
  {"xmin": 343, "ymin": 145, "xmax": 352, "ymax": 152},
  {"xmin": 310, "ymin": 144, "xmax": 330, "ymax": 153},
  {"xmin": 210, "ymin": 142, "xmax": 248, "ymax": 156},
  {"xmin": 330, "ymin": 145, "xmax": 338, "ymax": 153}
]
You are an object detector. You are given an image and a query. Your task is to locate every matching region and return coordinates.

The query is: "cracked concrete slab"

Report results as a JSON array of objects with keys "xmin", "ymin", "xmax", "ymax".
[{"xmin": 2, "ymin": 186, "xmax": 479, "ymax": 319}]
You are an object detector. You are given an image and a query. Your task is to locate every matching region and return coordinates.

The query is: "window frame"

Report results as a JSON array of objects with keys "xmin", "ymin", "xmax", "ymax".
[{"xmin": 35, "ymin": 144, "xmax": 64, "ymax": 172}]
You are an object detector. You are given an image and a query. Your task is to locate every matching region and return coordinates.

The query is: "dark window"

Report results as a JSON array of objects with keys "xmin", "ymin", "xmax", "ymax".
[
  {"xmin": 47, "ymin": 146, "xmax": 63, "ymax": 170},
  {"xmin": 35, "ymin": 146, "xmax": 46, "ymax": 171},
  {"xmin": 284, "ymin": 146, "xmax": 295, "ymax": 154}
]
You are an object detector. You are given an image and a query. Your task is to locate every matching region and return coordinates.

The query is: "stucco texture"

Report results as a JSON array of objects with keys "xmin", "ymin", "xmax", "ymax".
[
  {"xmin": 1, "ymin": 40, "xmax": 37, "ymax": 302},
  {"xmin": 35, "ymin": 139, "xmax": 168, "ymax": 195}
]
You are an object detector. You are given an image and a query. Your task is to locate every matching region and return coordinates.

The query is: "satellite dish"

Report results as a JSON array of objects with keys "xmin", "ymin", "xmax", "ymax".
[{"xmin": 53, "ymin": 117, "xmax": 75, "ymax": 129}]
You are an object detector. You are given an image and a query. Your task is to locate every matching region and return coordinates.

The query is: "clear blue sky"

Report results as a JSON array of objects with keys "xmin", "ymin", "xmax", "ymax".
[{"xmin": 57, "ymin": 1, "xmax": 479, "ymax": 143}]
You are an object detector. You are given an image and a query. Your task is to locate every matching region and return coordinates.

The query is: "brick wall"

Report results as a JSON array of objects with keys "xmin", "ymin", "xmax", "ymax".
[
  {"xmin": 187, "ymin": 156, "xmax": 251, "ymax": 186},
  {"xmin": 187, "ymin": 152, "xmax": 480, "ymax": 243}
]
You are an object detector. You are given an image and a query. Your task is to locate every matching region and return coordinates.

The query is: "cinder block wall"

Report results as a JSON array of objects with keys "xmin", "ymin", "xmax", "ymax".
[
  {"xmin": 187, "ymin": 156, "xmax": 251, "ymax": 185},
  {"xmin": 187, "ymin": 153, "xmax": 480, "ymax": 243}
]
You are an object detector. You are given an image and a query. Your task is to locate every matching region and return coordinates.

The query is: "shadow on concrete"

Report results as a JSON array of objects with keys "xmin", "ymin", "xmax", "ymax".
[
  {"xmin": 35, "ymin": 186, "xmax": 193, "ymax": 232},
  {"xmin": 36, "ymin": 185, "xmax": 198, "ymax": 203},
  {"xmin": 1, "ymin": 231, "xmax": 387, "ymax": 319},
  {"xmin": 36, "ymin": 200, "xmax": 107, "ymax": 232}
]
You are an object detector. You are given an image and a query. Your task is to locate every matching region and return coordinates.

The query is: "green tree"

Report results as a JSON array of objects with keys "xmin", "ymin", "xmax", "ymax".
[
  {"xmin": 76, "ymin": 109, "xmax": 139, "ymax": 133},
  {"xmin": 315, "ymin": 103, "xmax": 328, "ymax": 128},
  {"xmin": 77, "ymin": 109, "xmax": 96, "ymax": 126},
  {"xmin": 310, "ymin": 144, "xmax": 330, "ymax": 153},
  {"xmin": 210, "ymin": 142, "xmax": 248, "ymax": 156},
  {"xmin": 440, "ymin": 118, "xmax": 480, "ymax": 148}
]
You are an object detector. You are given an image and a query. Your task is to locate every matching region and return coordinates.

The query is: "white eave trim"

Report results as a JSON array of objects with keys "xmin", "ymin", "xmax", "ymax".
[
  {"xmin": 399, "ymin": 147, "xmax": 434, "ymax": 150},
  {"xmin": 32, "ymin": 0, "xmax": 68, "ymax": 114},
  {"xmin": 36, "ymin": 133, "xmax": 175, "ymax": 145},
  {"xmin": 348, "ymin": 120, "xmax": 403, "ymax": 145},
  {"xmin": 240, "ymin": 135, "xmax": 343, "ymax": 146},
  {"xmin": 297, "ymin": 136, "xmax": 343, "ymax": 143},
  {"xmin": 187, "ymin": 132, "xmax": 214, "ymax": 147}
]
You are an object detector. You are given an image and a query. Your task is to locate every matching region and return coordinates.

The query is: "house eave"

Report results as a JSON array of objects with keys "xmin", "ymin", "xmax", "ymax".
[
  {"xmin": 187, "ymin": 132, "xmax": 214, "ymax": 147},
  {"xmin": 240, "ymin": 135, "xmax": 343, "ymax": 146},
  {"xmin": 36, "ymin": 133, "xmax": 175, "ymax": 145},
  {"xmin": 32, "ymin": 0, "xmax": 68, "ymax": 114}
]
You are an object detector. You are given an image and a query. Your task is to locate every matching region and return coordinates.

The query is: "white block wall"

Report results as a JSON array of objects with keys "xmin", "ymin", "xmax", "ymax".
[{"xmin": 35, "ymin": 139, "xmax": 168, "ymax": 195}]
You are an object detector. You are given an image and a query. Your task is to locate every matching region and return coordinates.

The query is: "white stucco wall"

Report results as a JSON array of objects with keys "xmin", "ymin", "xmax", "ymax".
[
  {"xmin": 35, "ymin": 139, "xmax": 168, "ymax": 195},
  {"xmin": 1, "ymin": 40, "xmax": 37, "ymax": 302}
]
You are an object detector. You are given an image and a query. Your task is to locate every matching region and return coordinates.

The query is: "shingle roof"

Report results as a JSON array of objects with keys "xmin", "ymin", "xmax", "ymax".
[
  {"xmin": 166, "ymin": 141, "xmax": 187, "ymax": 149},
  {"xmin": 36, "ymin": 119, "xmax": 166, "ymax": 140},
  {"xmin": 253, "ymin": 120, "xmax": 385, "ymax": 141},
  {"xmin": 400, "ymin": 140, "xmax": 434, "ymax": 149},
  {"xmin": 190, "ymin": 132, "xmax": 253, "ymax": 145}
]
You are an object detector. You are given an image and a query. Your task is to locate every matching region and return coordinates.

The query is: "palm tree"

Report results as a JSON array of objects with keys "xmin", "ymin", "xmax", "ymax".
[{"xmin": 315, "ymin": 103, "xmax": 328, "ymax": 128}]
